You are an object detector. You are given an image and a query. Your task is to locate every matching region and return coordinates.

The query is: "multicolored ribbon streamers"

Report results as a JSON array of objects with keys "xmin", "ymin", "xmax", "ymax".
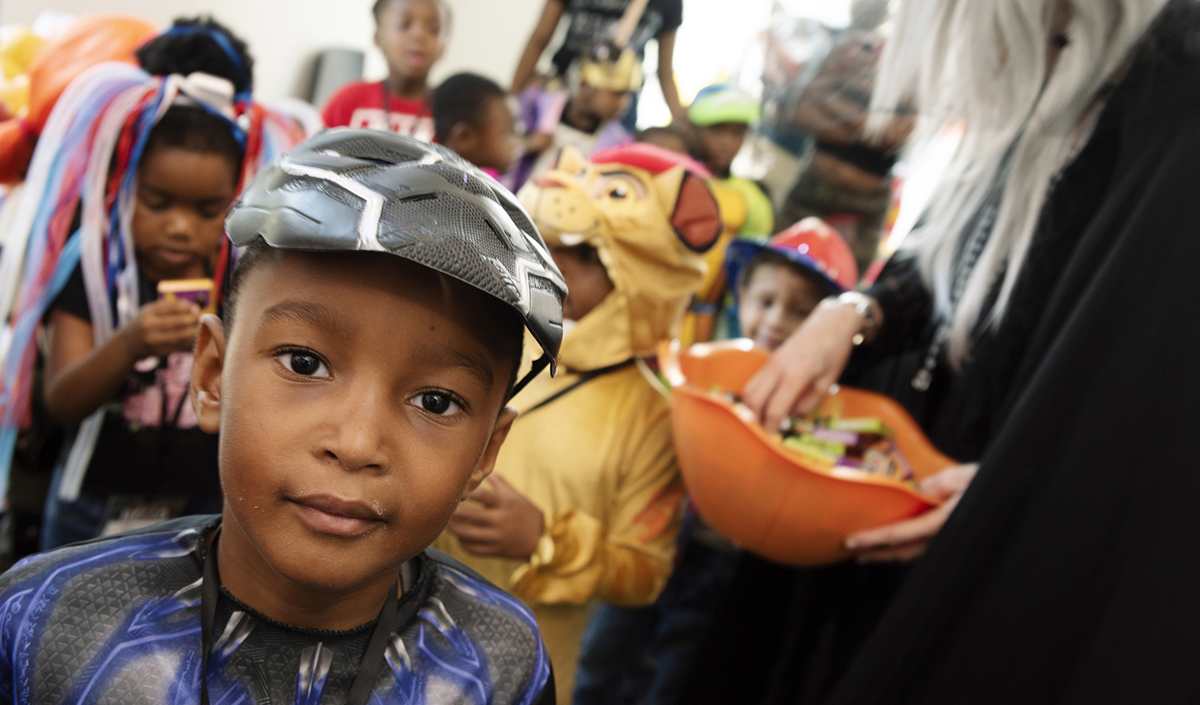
[{"xmin": 0, "ymin": 56, "xmax": 304, "ymax": 502}]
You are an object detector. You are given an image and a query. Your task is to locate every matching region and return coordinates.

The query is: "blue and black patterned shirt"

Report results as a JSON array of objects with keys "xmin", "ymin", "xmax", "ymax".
[{"xmin": 0, "ymin": 516, "xmax": 553, "ymax": 704}]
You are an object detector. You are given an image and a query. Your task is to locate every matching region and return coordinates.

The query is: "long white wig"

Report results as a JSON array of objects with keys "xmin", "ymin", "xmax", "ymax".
[{"xmin": 871, "ymin": 0, "xmax": 1171, "ymax": 364}]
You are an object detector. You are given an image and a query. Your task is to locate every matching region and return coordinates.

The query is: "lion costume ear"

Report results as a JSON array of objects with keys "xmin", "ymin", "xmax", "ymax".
[
  {"xmin": 552, "ymin": 145, "xmax": 588, "ymax": 174},
  {"xmin": 653, "ymin": 167, "xmax": 722, "ymax": 253}
]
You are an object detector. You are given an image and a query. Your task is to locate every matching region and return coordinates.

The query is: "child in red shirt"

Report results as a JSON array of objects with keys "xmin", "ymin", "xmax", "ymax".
[{"xmin": 320, "ymin": 0, "xmax": 447, "ymax": 141}]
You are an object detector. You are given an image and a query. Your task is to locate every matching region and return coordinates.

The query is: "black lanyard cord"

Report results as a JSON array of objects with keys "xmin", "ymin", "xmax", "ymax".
[
  {"xmin": 380, "ymin": 81, "xmax": 391, "ymax": 129},
  {"xmin": 522, "ymin": 359, "xmax": 635, "ymax": 415},
  {"xmin": 199, "ymin": 532, "xmax": 400, "ymax": 705},
  {"xmin": 379, "ymin": 82, "xmax": 432, "ymax": 133}
]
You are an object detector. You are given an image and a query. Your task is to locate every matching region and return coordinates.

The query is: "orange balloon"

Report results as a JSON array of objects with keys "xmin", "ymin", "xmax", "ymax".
[
  {"xmin": 660, "ymin": 339, "xmax": 956, "ymax": 566},
  {"xmin": 0, "ymin": 14, "xmax": 158, "ymax": 184}
]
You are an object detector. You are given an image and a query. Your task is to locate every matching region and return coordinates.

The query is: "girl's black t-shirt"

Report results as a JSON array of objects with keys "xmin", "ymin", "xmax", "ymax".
[
  {"xmin": 49, "ymin": 264, "xmax": 221, "ymax": 512},
  {"xmin": 549, "ymin": 0, "xmax": 684, "ymax": 78}
]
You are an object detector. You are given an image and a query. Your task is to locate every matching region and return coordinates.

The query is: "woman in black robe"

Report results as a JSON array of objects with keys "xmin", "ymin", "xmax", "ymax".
[{"xmin": 679, "ymin": 0, "xmax": 1200, "ymax": 702}]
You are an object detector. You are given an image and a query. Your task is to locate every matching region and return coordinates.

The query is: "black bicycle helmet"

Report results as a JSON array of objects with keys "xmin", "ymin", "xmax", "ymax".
[{"xmin": 225, "ymin": 128, "xmax": 567, "ymax": 389}]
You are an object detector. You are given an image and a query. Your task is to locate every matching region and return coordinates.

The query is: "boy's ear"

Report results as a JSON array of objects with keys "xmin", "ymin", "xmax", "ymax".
[
  {"xmin": 445, "ymin": 122, "xmax": 474, "ymax": 152},
  {"xmin": 191, "ymin": 314, "xmax": 227, "ymax": 434},
  {"xmin": 461, "ymin": 407, "xmax": 518, "ymax": 500}
]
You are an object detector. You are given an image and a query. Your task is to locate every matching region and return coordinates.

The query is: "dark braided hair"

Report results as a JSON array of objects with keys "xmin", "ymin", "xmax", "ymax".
[
  {"xmin": 135, "ymin": 16, "xmax": 252, "ymax": 180},
  {"xmin": 136, "ymin": 16, "xmax": 253, "ymax": 95}
]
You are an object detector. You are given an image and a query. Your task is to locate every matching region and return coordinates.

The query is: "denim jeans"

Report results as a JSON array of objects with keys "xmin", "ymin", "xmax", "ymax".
[{"xmin": 40, "ymin": 464, "xmax": 108, "ymax": 550}]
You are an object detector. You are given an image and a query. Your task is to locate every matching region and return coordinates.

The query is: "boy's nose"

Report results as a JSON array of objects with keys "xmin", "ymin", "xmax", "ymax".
[
  {"xmin": 320, "ymin": 388, "xmax": 391, "ymax": 474},
  {"xmin": 762, "ymin": 304, "xmax": 786, "ymax": 327},
  {"xmin": 164, "ymin": 210, "xmax": 196, "ymax": 241}
]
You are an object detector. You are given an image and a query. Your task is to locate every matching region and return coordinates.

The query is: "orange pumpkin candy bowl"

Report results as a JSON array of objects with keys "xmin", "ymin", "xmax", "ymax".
[{"xmin": 658, "ymin": 339, "xmax": 956, "ymax": 566}]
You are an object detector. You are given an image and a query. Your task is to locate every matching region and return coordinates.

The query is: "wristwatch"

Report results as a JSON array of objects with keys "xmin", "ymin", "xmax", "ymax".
[{"xmin": 835, "ymin": 291, "xmax": 880, "ymax": 346}]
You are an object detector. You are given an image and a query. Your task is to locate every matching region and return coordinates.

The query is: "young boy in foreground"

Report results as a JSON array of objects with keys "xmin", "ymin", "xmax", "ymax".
[{"xmin": 0, "ymin": 131, "xmax": 563, "ymax": 704}]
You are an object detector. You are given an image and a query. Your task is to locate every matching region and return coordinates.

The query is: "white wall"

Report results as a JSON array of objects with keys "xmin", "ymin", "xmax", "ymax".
[
  {"xmin": 1, "ymin": 0, "xmax": 543, "ymax": 103},
  {"xmin": 3, "ymin": 0, "xmax": 854, "ymax": 119}
]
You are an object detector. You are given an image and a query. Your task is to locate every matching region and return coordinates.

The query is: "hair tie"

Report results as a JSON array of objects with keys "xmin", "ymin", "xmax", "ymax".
[{"xmin": 149, "ymin": 25, "xmax": 252, "ymax": 100}]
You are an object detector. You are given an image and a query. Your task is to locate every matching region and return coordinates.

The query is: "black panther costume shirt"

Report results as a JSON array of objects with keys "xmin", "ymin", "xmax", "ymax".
[{"xmin": 0, "ymin": 515, "xmax": 553, "ymax": 704}]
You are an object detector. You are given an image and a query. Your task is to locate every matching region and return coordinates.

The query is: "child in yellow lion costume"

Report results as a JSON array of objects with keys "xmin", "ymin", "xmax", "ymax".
[{"xmin": 436, "ymin": 143, "xmax": 721, "ymax": 700}]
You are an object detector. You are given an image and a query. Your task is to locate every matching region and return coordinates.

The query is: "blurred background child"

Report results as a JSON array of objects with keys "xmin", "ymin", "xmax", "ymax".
[
  {"xmin": 727, "ymin": 217, "xmax": 858, "ymax": 346},
  {"xmin": 573, "ymin": 216, "xmax": 857, "ymax": 705},
  {"xmin": 689, "ymin": 83, "xmax": 774, "ymax": 239},
  {"xmin": 635, "ymin": 125, "xmax": 688, "ymax": 154},
  {"xmin": 502, "ymin": 45, "xmax": 638, "ymax": 192},
  {"xmin": 320, "ymin": 0, "xmax": 448, "ymax": 140},
  {"xmin": 677, "ymin": 83, "xmax": 776, "ymax": 346},
  {"xmin": 775, "ymin": 0, "xmax": 910, "ymax": 274},
  {"xmin": 37, "ymin": 19, "xmax": 259, "ymax": 548},
  {"xmin": 432, "ymin": 72, "xmax": 519, "ymax": 175},
  {"xmin": 511, "ymin": 0, "xmax": 686, "ymax": 133}
]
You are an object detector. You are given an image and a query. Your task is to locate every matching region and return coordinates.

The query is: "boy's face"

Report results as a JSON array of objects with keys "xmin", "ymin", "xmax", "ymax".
[
  {"xmin": 375, "ymin": 0, "xmax": 444, "ymax": 84},
  {"xmin": 578, "ymin": 83, "xmax": 630, "ymax": 124},
  {"xmin": 738, "ymin": 262, "xmax": 827, "ymax": 351},
  {"xmin": 698, "ymin": 122, "xmax": 750, "ymax": 177},
  {"xmin": 132, "ymin": 146, "xmax": 237, "ymax": 282},
  {"xmin": 191, "ymin": 250, "xmax": 517, "ymax": 594},
  {"xmin": 550, "ymin": 244, "xmax": 614, "ymax": 323},
  {"xmin": 449, "ymin": 95, "xmax": 519, "ymax": 173}
]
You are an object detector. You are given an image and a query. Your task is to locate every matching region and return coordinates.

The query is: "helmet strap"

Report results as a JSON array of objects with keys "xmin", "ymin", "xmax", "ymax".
[{"xmin": 511, "ymin": 352, "xmax": 553, "ymax": 399}]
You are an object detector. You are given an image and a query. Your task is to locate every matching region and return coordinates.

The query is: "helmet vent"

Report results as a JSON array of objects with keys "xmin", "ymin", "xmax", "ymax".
[
  {"xmin": 396, "ymin": 193, "xmax": 438, "ymax": 204},
  {"xmin": 333, "ymin": 137, "xmax": 427, "ymax": 165}
]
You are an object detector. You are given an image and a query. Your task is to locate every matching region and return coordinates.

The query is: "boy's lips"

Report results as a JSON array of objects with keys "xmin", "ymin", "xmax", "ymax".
[{"xmin": 288, "ymin": 494, "xmax": 385, "ymax": 537}]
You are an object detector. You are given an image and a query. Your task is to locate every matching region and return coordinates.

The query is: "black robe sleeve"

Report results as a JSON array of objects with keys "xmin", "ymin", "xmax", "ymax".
[{"xmin": 862, "ymin": 254, "xmax": 933, "ymax": 361}]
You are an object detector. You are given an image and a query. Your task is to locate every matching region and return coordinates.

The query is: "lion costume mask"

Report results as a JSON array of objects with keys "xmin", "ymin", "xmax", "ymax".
[{"xmin": 518, "ymin": 143, "xmax": 722, "ymax": 371}]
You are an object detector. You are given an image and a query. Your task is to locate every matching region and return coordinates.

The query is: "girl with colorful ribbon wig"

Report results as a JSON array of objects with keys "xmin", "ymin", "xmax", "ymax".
[{"xmin": 0, "ymin": 17, "xmax": 304, "ymax": 549}]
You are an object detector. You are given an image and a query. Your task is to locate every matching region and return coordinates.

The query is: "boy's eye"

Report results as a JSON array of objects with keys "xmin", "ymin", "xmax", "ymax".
[
  {"xmin": 277, "ymin": 351, "xmax": 330, "ymax": 378},
  {"xmin": 198, "ymin": 202, "xmax": 229, "ymax": 219},
  {"xmin": 411, "ymin": 391, "xmax": 462, "ymax": 417}
]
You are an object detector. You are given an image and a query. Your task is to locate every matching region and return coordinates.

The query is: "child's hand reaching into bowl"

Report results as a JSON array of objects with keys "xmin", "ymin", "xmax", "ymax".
[{"xmin": 743, "ymin": 297, "xmax": 873, "ymax": 434}]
